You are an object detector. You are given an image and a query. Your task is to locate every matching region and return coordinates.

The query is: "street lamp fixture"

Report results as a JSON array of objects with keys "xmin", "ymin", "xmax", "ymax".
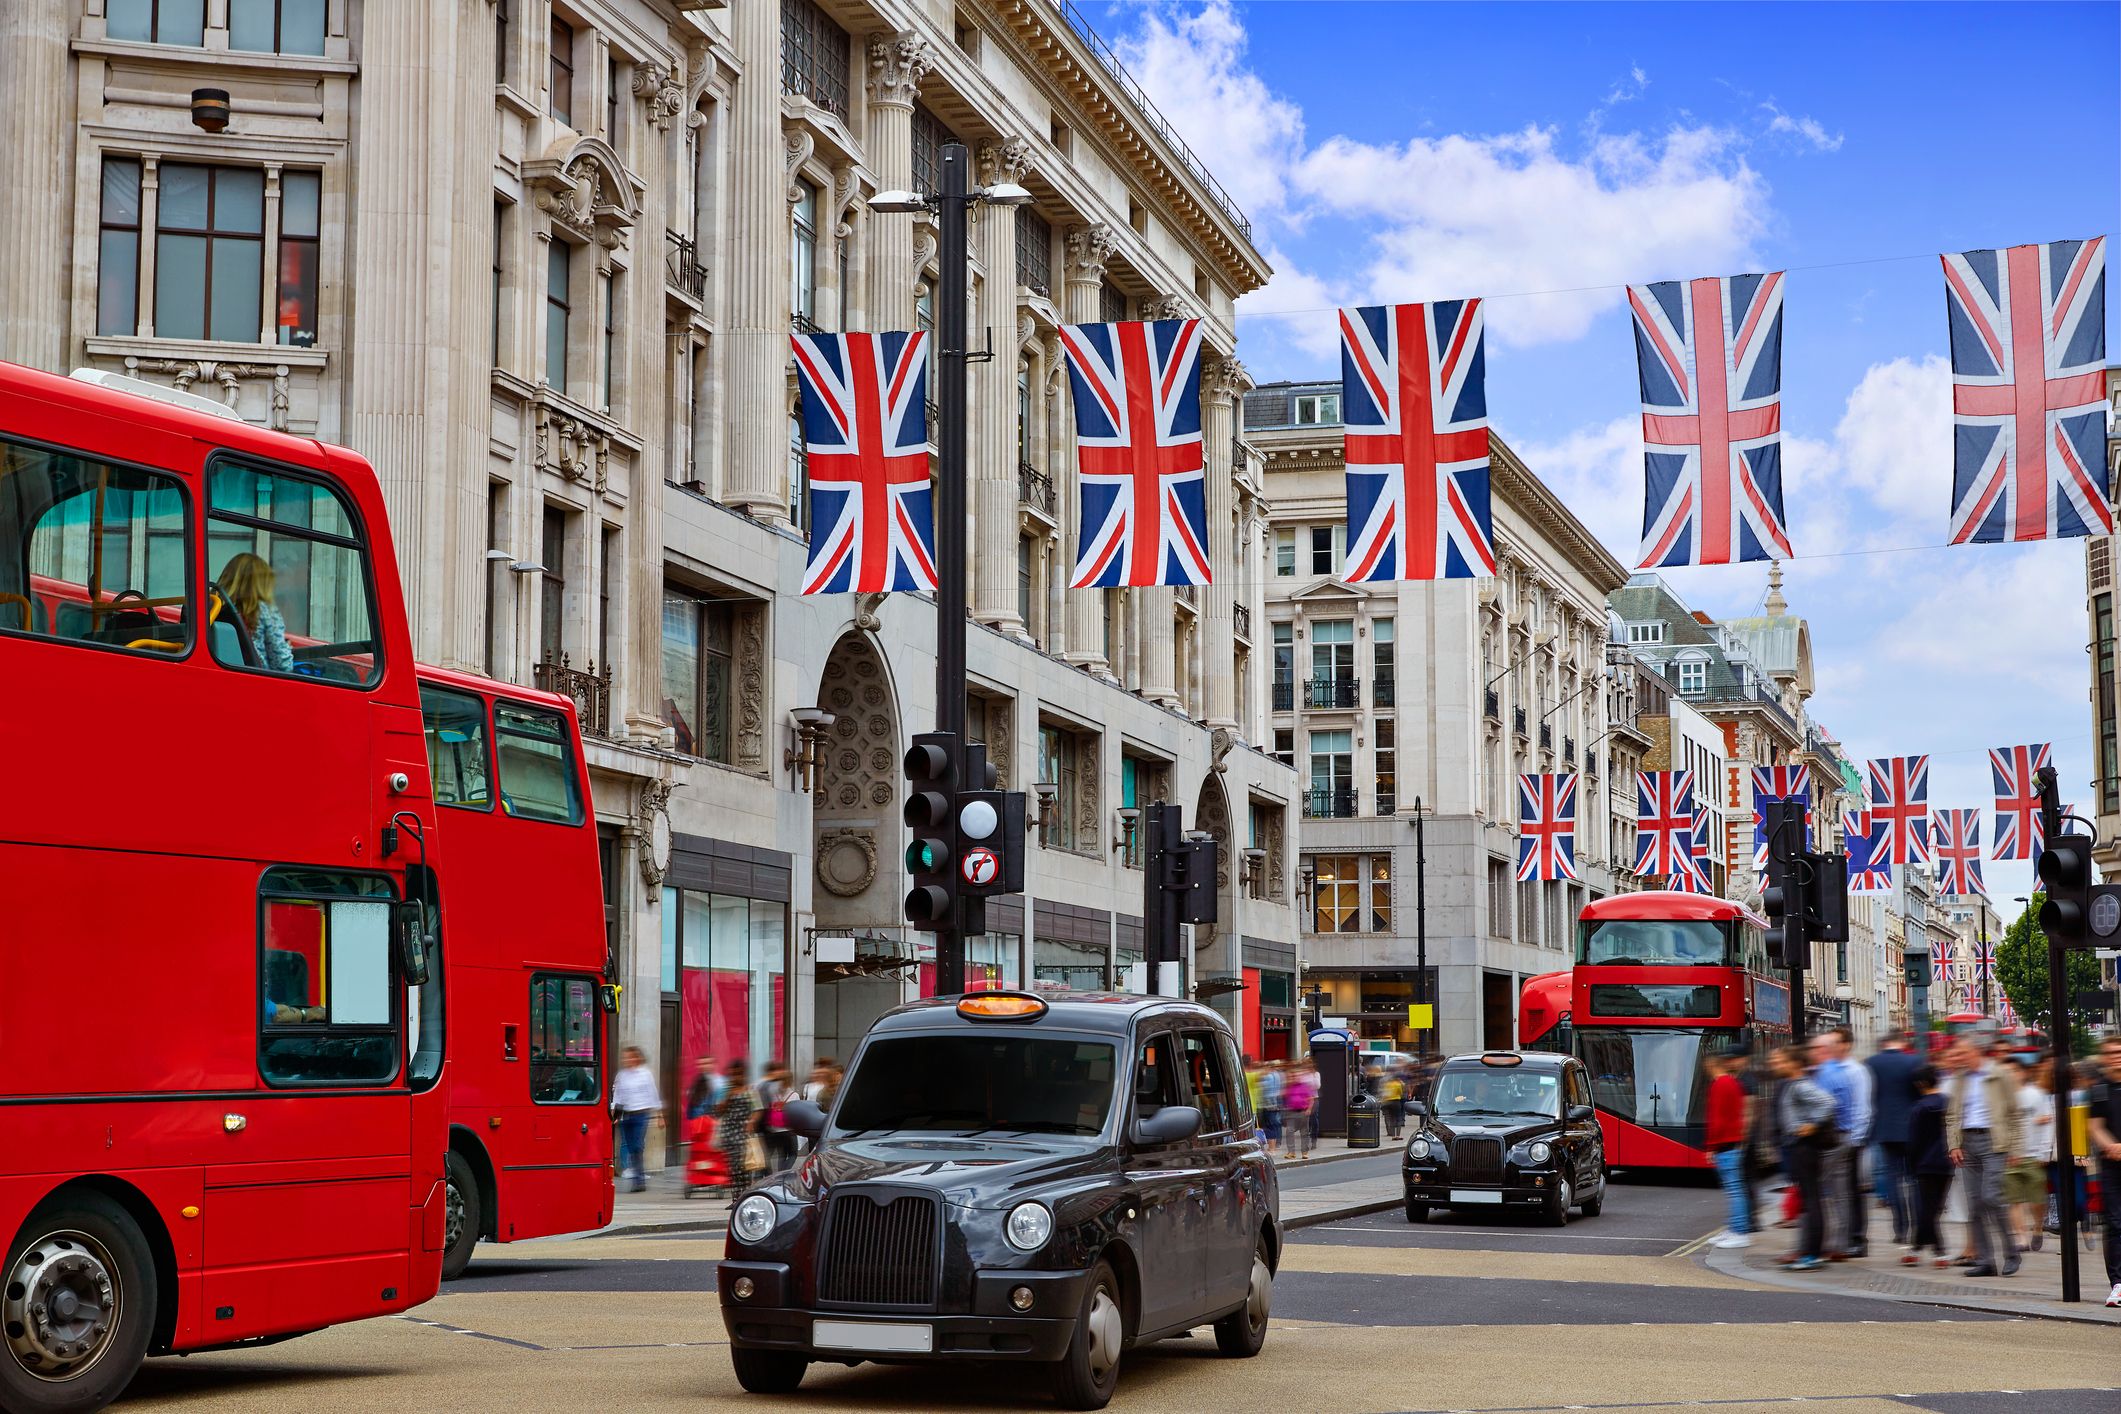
[
  {"xmin": 1113, "ymin": 806, "xmax": 1140, "ymax": 856},
  {"xmin": 868, "ymin": 189, "xmax": 930, "ymax": 213},
  {"xmin": 1031, "ymin": 779, "xmax": 1060, "ymax": 844},
  {"xmin": 980, "ymin": 182, "xmax": 1034, "ymax": 206},
  {"xmin": 783, "ymin": 707, "xmax": 837, "ymax": 793}
]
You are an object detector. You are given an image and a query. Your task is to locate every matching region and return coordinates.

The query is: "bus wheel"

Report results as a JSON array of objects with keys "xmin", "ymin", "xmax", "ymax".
[
  {"xmin": 442, "ymin": 1151, "xmax": 481, "ymax": 1281},
  {"xmin": 3, "ymin": 1191, "xmax": 155, "ymax": 1414}
]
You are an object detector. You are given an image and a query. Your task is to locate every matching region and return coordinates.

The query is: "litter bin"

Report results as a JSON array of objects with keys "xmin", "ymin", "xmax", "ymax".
[{"xmin": 1346, "ymin": 1094, "xmax": 1382, "ymax": 1149}]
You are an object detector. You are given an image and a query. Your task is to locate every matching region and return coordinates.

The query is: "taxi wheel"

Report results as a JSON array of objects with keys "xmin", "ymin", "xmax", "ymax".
[
  {"xmin": 1051, "ymin": 1258, "xmax": 1124, "ymax": 1410},
  {"xmin": 1212, "ymin": 1240, "xmax": 1271, "ymax": 1357},
  {"xmin": 441, "ymin": 1151, "xmax": 480, "ymax": 1282},
  {"xmin": 1578, "ymin": 1173, "xmax": 1605, "ymax": 1218},
  {"xmin": 1543, "ymin": 1176, "xmax": 1572, "ymax": 1228},
  {"xmin": 1403, "ymin": 1197, "xmax": 1429, "ymax": 1224},
  {"xmin": 730, "ymin": 1345, "xmax": 808, "ymax": 1394}
]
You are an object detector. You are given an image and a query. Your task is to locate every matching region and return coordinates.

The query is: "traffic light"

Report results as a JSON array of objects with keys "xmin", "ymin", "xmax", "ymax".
[
  {"xmin": 1174, "ymin": 833, "xmax": 1219, "ymax": 926},
  {"xmin": 903, "ymin": 731, "xmax": 959, "ymax": 929},
  {"xmin": 1903, "ymin": 946, "xmax": 1930, "ymax": 990},
  {"xmin": 955, "ymin": 788, "xmax": 1025, "ymax": 898},
  {"xmin": 1805, "ymin": 850, "xmax": 1849, "ymax": 943},
  {"xmin": 1760, "ymin": 798, "xmax": 1808, "ymax": 970}
]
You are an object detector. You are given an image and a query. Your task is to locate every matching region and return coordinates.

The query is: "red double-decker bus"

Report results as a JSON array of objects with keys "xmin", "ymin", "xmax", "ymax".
[
  {"xmin": 1, "ymin": 361, "xmax": 447, "ymax": 1411},
  {"xmin": 416, "ymin": 667, "xmax": 614, "ymax": 1278},
  {"xmin": 1522, "ymin": 892, "xmax": 1791, "ymax": 1171}
]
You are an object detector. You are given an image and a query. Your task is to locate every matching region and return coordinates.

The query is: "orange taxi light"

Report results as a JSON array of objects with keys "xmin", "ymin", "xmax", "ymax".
[
  {"xmin": 956, "ymin": 993, "xmax": 1049, "ymax": 1022},
  {"xmin": 1479, "ymin": 1052, "xmax": 1523, "ymax": 1066}
]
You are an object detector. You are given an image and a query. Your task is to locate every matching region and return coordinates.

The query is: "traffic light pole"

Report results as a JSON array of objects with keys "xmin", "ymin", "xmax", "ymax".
[
  {"xmin": 932, "ymin": 142, "xmax": 971, "ymax": 997},
  {"xmin": 2034, "ymin": 764, "xmax": 2081, "ymax": 1302}
]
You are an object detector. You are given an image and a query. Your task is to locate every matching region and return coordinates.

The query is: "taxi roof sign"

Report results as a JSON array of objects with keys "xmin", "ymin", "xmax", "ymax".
[
  {"xmin": 956, "ymin": 993, "xmax": 1049, "ymax": 1022},
  {"xmin": 1478, "ymin": 1051, "xmax": 1524, "ymax": 1066}
]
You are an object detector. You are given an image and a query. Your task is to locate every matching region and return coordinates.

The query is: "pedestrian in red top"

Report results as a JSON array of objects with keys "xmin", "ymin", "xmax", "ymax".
[{"xmin": 1707, "ymin": 1051, "xmax": 1755, "ymax": 1248}]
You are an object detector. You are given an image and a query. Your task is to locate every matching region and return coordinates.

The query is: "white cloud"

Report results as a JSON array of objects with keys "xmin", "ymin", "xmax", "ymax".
[
  {"xmin": 1762, "ymin": 102, "xmax": 1845, "ymax": 153},
  {"xmin": 1605, "ymin": 66, "xmax": 1651, "ymax": 106},
  {"xmin": 1833, "ymin": 355, "xmax": 1952, "ymax": 526}
]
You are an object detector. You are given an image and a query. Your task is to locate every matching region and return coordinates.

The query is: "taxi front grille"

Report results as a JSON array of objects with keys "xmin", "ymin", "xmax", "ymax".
[
  {"xmin": 1451, "ymin": 1136, "xmax": 1503, "ymax": 1183},
  {"xmin": 817, "ymin": 1189, "xmax": 940, "ymax": 1309}
]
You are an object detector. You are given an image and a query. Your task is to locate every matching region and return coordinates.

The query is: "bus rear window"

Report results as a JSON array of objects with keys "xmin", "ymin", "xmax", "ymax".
[
  {"xmin": 1577, "ymin": 918, "xmax": 1733, "ymax": 968},
  {"xmin": 2, "ymin": 437, "xmax": 191, "ymax": 656},
  {"xmin": 495, "ymin": 702, "xmax": 584, "ymax": 824}
]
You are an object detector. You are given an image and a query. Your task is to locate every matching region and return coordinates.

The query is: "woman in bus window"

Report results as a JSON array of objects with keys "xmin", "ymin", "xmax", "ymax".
[{"xmin": 216, "ymin": 551, "xmax": 294, "ymax": 672}]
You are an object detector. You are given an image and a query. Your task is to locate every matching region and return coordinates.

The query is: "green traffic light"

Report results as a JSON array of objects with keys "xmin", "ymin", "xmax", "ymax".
[{"xmin": 907, "ymin": 839, "xmax": 944, "ymax": 872}]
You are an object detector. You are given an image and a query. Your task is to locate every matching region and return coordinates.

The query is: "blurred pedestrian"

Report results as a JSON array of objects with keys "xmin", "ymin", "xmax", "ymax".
[
  {"xmin": 2007, "ymin": 1058, "xmax": 2052, "ymax": 1251},
  {"xmin": 803, "ymin": 1057, "xmax": 840, "ymax": 1108},
  {"xmin": 611, "ymin": 1045, "xmax": 662, "ymax": 1194},
  {"xmin": 1257, "ymin": 1058, "xmax": 1285, "ymax": 1156},
  {"xmin": 1905, "ymin": 1063, "xmax": 1953, "ymax": 1268},
  {"xmin": 1866, "ymin": 1030, "xmax": 1921, "ymax": 1247},
  {"xmin": 1946, "ymin": 1035, "xmax": 2020, "ymax": 1277},
  {"xmin": 719, "ymin": 1059, "xmax": 762, "ymax": 1194},
  {"xmin": 684, "ymin": 1054, "xmax": 722, "ymax": 1122},
  {"xmin": 1707, "ymin": 1051, "xmax": 1755, "ymax": 1248},
  {"xmin": 759, "ymin": 1063, "xmax": 797, "ymax": 1172},
  {"xmin": 1283, "ymin": 1059, "xmax": 1316, "ymax": 1159},
  {"xmin": 1806, "ymin": 1032, "xmax": 1859, "ymax": 1259},
  {"xmin": 2084, "ymin": 1035, "xmax": 2121, "ymax": 1306},
  {"xmin": 1773, "ymin": 1045, "xmax": 1836, "ymax": 1272},
  {"xmin": 1381, "ymin": 1064, "xmax": 1407, "ymax": 1140}
]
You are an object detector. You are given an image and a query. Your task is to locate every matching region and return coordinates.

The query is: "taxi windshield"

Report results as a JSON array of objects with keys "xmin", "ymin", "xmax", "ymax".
[
  {"xmin": 831, "ymin": 1034, "xmax": 1118, "ymax": 1137},
  {"xmin": 1431, "ymin": 1067, "xmax": 1560, "ymax": 1121}
]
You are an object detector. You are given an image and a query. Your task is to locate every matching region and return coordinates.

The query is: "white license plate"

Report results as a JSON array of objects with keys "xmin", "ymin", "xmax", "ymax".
[
  {"xmin": 1450, "ymin": 1189, "xmax": 1504, "ymax": 1204},
  {"xmin": 812, "ymin": 1320, "xmax": 934, "ymax": 1354}
]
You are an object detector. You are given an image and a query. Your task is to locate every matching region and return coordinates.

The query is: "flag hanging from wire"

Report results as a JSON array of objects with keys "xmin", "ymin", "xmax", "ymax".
[
  {"xmin": 791, "ymin": 331, "xmax": 937, "ymax": 594},
  {"xmin": 1059, "ymin": 318, "xmax": 1211, "ymax": 587}
]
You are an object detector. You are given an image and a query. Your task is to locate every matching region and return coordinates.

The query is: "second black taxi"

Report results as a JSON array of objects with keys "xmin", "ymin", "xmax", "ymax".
[
  {"xmin": 1401, "ymin": 1049, "xmax": 1607, "ymax": 1225},
  {"xmin": 718, "ymin": 991, "xmax": 1280, "ymax": 1410}
]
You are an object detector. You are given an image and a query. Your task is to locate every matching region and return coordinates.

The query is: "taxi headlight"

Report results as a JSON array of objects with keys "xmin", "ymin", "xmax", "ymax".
[
  {"xmin": 1406, "ymin": 1135, "xmax": 1432, "ymax": 1160},
  {"xmin": 1005, "ymin": 1201, "xmax": 1053, "ymax": 1251},
  {"xmin": 1527, "ymin": 1140, "xmax": 1553, "ymax": 1166},
  {"xmin": 732, "ymin": 1194, "xmax": 779, "ymax": 1244}
]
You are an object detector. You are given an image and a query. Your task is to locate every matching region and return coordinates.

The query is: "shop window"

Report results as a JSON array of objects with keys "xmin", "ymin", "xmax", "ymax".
[{"xmin": 671, "ymin": 890, "xmax": 788, "ymax": 1079}]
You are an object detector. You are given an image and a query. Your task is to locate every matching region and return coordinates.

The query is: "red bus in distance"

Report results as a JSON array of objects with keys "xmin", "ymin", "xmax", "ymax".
[
  {"xmin": 417, "ymin": 667, "xmax": 614, "ymax": 1278},
  {"xmin": 1522, "ymin": 891, "xmax": 1790, "ymax": 1171},
  {"xmin": 0, "ymin": 361, "xmax": 447, "ymax": 1413}
]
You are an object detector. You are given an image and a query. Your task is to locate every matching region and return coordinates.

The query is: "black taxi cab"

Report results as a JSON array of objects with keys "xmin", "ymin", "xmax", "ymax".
[
  {"xmin": 1401, "ymin": 1050, "xmax": 1606, "ymax": 1225},
  {"xmin": 718, "ymin": 992, "xmax": 1279, "ymax": 1410}
]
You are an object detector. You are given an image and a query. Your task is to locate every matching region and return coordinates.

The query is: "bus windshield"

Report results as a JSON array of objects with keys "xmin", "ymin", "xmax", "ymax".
[
  {"xmin": 1577, "ymin": 1027, "xmax": 1734, "ymax": 1130},
  {"xmin": 1577, "ymin": 917, "xmax": 1733, "ymax": 968},
  {"xmin": 832, "ymin": 1035, "xmax": 1117, "ymax": 1137}
]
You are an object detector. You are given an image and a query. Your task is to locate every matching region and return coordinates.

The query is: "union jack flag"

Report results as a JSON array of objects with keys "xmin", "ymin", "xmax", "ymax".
[
  {"xmin": 1990, "ymin": 742, "xmax": 2052, "ymax": 860},
  {"xmin": 1751, "ymin": 764, "xmax": 1812, "ymax": 872},
  {"xmin": 1518, "ymin": 773, "xmax": 1579, "ymax": 882},
  {"xmin": 1844, "ymin": 809, "xmax": 1893, "ymax": 893},
  {"xmin": 1931, "ymin": 945, "xmax": 1954, "ymax": 989},
  {"xmin": 1630, "ymin": 271, "xmax": 1792, "ymax": 567},
  {"xmin": 1635, "ymin": 770, "xmax": 1696, "ymax": 880},
  {"xmin": 1059, "ymin": 319, "xmax": 1210, "ymax": 587},
  {"xmin": 1669, "ymin": 805, "xmax": 1715, "ymax": 893},
  {"xmin": 1934, "ymin": 809, "xmax": 1985, "ymax": 898},
  {"xmin": 1868, "ymin": 755, "xmax": 1932, "ymax": 866},
  {"xmin": 1942, "ymin": 238, "xmax": 2111, "ymax": 543},
  {"xmin": 791, "ymin": 331, "xmax": 937, "ymax": 595},
  {"xmin": 1972, "ymin": 936, "xmax": 1998, "ymax": 983},
  {"xmin": 1339, "ymin": 301, "xmax": 1497, "ymax": 581},
  {"xmin": 1998, "ymin": 994, "xmax": 2018, "ymax": 1027}
]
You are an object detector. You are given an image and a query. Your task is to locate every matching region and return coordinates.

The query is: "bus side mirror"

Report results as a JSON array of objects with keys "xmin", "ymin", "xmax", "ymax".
[
  {"xmin": 395, "ymin": 901, "xmax": 431, "ymax": 986},
  {"xmin": 599, "ymin": 983, "xmax": 621, "ymax": 1015}
]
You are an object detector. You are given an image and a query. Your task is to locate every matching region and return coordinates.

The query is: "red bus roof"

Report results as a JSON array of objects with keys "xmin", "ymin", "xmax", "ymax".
[
  {"xmin": 416, "ymin": 661, "xmax": 578, "ymax": 717},
  {"xmin": 1580, "ymin": 890, "xmax": 1764, "ymax": 927},
  {"xmin": 8, "ymin": 359, "xmax": 339, "ymax": 468}
]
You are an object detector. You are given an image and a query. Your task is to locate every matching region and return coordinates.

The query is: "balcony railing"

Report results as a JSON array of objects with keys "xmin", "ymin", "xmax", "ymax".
[
  {"xmin": 1176, "ymin": 583, "xmax": 1198, "ymax": 608},
  {"xmin": 1272, "ymin": 679, "xmax": 1294, "ymax": 712},
  {"xmin": 1233, "ymin": 603, "xmax": 1251, "ymax": 640},
  {"xmin": 666, "ymin": 230, "xmax": 705, "ymax": 299},
  {"xmin": 1306, "ymin": 676, "xmax": 1359, "ymax": 709},
  {"xmin": 1303, "ymin": 787, "xmax": 1357, "ymax": 819},
  {"xmin": 1539, "ymin": 723, "xmax": 1553, "ymax": 750},
  {"xmin": 534, "ymin": 653, "xmax": 613, "ymax": 738},
  {"xmin": 1485, "ymin": 688, "xmax": 1500, "ymax": 721},
  {"xmin": 791, "ymin": 311, "xmax": 820, "ymax": 334},
  {"xmin": 1017, "ymin": 460, "xmax": 1055, "ymax": 516},
  {"xmin": 1513, "ymin": 706, "xmax": 1528, "ymax": 736},
  {"xmin": 1374, "ymin": 674, "xmax": 1396, "ymax": 708},
  {"xmin": 1563, "ymin": 735, "xmax": 1576, "ymax": 764}
]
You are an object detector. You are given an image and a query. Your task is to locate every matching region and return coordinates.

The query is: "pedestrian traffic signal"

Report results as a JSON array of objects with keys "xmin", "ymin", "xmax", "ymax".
[
  {"xmin": 1174, "ymin": 833, "xmax": 1219, "ymax": 926},
  {"xmin": 1805, "ymin": 850, "xmax": 1849, "ymax": 943},
  {"xmin": 2035, "ymin": 830, "xmax": 2121, "ymax": 952},
  {"xmin": 956, "ymin": 788, "xmax": 1026, "ymax": 898},
  {"xmin": 1760, "ymin": 798, "xmax": 1808, "ymax": 970},
  {"xmin": 904, "ymin": 732, "xmax": 959, "ymax": 929}
]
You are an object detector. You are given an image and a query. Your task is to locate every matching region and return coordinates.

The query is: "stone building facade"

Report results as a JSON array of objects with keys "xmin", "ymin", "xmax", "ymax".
[
  {"xmin": 0, "ymin": 1, "xmax": 1300, "ymax": 1124},
  {"xmin": 1246, "ymin": 379, "xmax": 1629, "ymax": 1056}
]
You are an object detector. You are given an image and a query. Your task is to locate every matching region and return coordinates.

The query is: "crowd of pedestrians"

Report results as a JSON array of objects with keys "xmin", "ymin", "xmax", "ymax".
[{"xmin": 1709, "ymin": 1026, "xmax": 2121, "ymax": 1307}]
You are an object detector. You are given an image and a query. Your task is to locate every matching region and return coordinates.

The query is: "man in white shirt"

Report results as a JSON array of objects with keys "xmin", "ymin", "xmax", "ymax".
[
  {"xmin": 1946, "ymin": 1036, "xmax": 2020, "ymax": 1277},
  {"xmin": 611, "ymin": 1045, "xmax": 663, "ymax": 1193}
]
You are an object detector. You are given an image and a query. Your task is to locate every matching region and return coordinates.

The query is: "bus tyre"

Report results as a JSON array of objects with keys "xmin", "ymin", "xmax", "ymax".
[
  {"xmin": 729, "ymin": 1345, "xmax": 807, "ymax": 1394},
  {"xmin": 441, "ymin": 1150, "xmax": 480, "ymax": 1282},
  {"xmin": 1543, "ymin": 1177, "xmax": 1571, "ymax": 1228},
  {"xmin": 1051, "ymin": 1258, "xmax": 1124, "ymax": 1410},
  {"xmin": 3, "ymin": 1191, "xmax": 156, "ymax": 1414}
]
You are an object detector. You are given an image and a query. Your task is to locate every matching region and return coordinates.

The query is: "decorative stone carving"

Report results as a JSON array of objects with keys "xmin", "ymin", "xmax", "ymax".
[
  {"xmin": 122, "ymin": 357, "xmax": 290, "ymax": 430},
  {"xmin": 1140, "ymin": 293, "xmax": 1193, "ymax": 323},
  {"xmin": 973, "ymin": 694, "xmax": 1013, "ymax": 788},
  {"xmin": 1196, "ymin": 778, "xmax": 1233, "ymax": 895},
  {"xmin": 632, "ymin": 61, "xmax": 685, "ymax": 131},
  {"xmin": 1263, "ymin": 804, "xmax": 1287, "ymax": 900},
  {"xmin": 636, "ymin": 779, "xmax": 673, "ymax": 887},
  {"xmin": 977, "ymin": 135, "xmax": 1032, "ymax": 187},
  {"xmin": 528, "ymin": 147, "xmax": 636, "ymax": 250},
  {"xmin": 782, "ymin": 126, "xmax": 815, "ymax": 204},
  {"xmin": 733, "ymin": 605, "xmax": 767, "ymax": 771},
  {"xmin": 815, "ymin": 828, "xmax": 879, "ymax": 898},
  {"xmin": 534, "ymin": 402, "xmax": 611, "ymax": 494},
  {"xmin": 1210, "ymin": 727, "xmax": 1237, "ymax": 776},
  {"xmin": 1204, "ymin": 355, "xmax": 1250, "ymax": 406},
  {"xmin": 865, "ymin": 32, "xmax": 934, "ymax": 108},
  {"xmin": 853, "ymin": 591, "xmax": 886, "ymax": 631},
  {"xmin": 1064, "ymin": 224, "xmax": 1117, "ymax": 284}
]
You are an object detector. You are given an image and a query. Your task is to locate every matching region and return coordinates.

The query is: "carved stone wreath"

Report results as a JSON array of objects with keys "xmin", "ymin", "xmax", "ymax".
[{"xmin": 815, "ymin": 828, "xmax": 879, "ymax": 898}]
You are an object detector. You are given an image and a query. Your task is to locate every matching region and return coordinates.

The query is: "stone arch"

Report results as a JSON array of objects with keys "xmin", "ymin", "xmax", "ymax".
[
  {"xmin": 812, "ymin": 629, "xmax": 901, "ymax": 929},
  {"xmin": 1194, "ymin": 772, "xmax": 1234, "ymax": 937}
]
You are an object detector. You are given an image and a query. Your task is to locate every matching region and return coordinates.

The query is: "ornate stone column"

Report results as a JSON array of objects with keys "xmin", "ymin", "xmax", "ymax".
[
  {"xmin": 0, "ymin": 5, "xmax": 70, "ymax": 368},
  {"xmin": 1060, "ymin": 224, "xmax": 1116, "ymax": 675},
  {"xmin": 972, "ymin": 137, "xmax": 1030, "ymax": 635},
  {"xmin": 864, "ymin": 33, "xmax": 931, "ymax": 332},
  {"xmin": 1202, "ymin": 354, "xmax": 1247, "ymax": 726},
  {"xmin": 723, "ymin": 0, "xmax": 793, "ymax": 522}
]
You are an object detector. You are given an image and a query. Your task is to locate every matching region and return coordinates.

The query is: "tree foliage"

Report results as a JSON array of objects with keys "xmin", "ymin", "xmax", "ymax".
[{"xmin": 1996, "ymin": 893, "xmax": 2103, "ymax": 1047}]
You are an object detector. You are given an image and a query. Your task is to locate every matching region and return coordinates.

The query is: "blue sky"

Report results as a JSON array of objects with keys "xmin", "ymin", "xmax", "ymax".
[{"xmin": 1095, "ymin": 0, "xmax": 2121, "ymax": 905}]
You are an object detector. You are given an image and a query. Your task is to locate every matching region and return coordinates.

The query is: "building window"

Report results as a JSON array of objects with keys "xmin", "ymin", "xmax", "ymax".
[
  {"xmin": 601, "ymin": 272, "xmax": 617, "ymax": 411},
  {"xmin": 1374, "ymin": 616, "xmax": 1395, "ymax": 706},
  {"xmin": 1627, "ymin": 621, "xmax": 1663, "ymax": 644},
  {"xmin": 1307, "ymin": 729, "xmax": 1352, "ymax": 818},
  {"xmin": 1544, "ymin": 883, "xmax": 1564, "ymax": 950},
  {"xmin": 607, "ymin": 53, "xmax": 622, "ymax": 148},
  {"xmin": 484, "ymin": 484, "xmax": 507, "ymax": 677},
  {"xmin": 277, "ymin": 170, "xmax": 320, "ymax": 347},
  {"xmin": 1274, "ymin": 526, "xmax": 1295, "ymax": 576},
  {"xmin": 1517, "ymin": 877, "xmax": 1540, "ymax": 948},
  {"xmin": 491, "ymin": 199, "xmax": 506, "ymax": 363},
  {"xmin": 1487, "ymin": 857, "xmax": 1510, "ymax": 936},
  {"xmin": 495, "ymin": 0, "xmax": 509, "ymax": 83},
  {"xmin": 1018, "ymin": 535, "xmax": 1034, "ymax": 628},
  {"xmin": 1099, "ymin": 278, "xmax": 1127, "ymax": 325},
  {"xmin": 787, "ymin": 410, "xmax": 809, "ymax": 530},
  {"xmin": 1015, "ymin": 207, "xmax": 1052, "ymax": 295},
  {"xmin": 780, "ymin": 0, "xmax": 851, "ymax": 118},
  {"xmin": 912, "ymin": 105, "xmax": 957, "ymax": 198},
  {"xmin": 544, "ymin": 241, "xmax": 572, "ymax": 391},
  {"xmin": 539, "ymin": 504, "xmax": 570, "ymax": 665},
  {"xmin": 1272, "ymin": 728, "xmax": 1293, "ymax": 769},
  {"xmin": 1127, "ymin": 197, "xmax": 1147, "ymax": 235},
  {"xmin": 1307, "ymin": 854, "xmax": 1389, "ymax": 933},
  {"xmin": 107, "ymin": 0, "xmax": 205, "ymax": 46},
  {"xmin": 1049, "ymin": 116, "xmax": 1072, "ymax": 157},
  {"xmin": 662, "ymin": 583, "xmax": 735, "ymax": 762},
  {"xmin": 97, "ymin": 158, "xmax": 142, "ymax": 336},
  {"xmin": 1294, "ymin": 392, "xmax": 1340, "ymax": 425},
  {"xmin": 791, "ymin": 179, "xmax": 819, "ymax": 329},
  {"xmin": 1376, "ymin": 719, "xmax": 1396, "ymax": 816},
  {"xmin": 2098, "ymin": 592, "xmax": 2117, "ymax": 813},
  {"xmin": 1311, "ymin": 619, "xmax": 1354, "ymax": 688},
  {"xmin": 1310, "ymin": 524, "xmax": 1343, "ymax": 576},
  {"xmin": 1038, "ymin": 723, "xmax": 1092, "ymax": 853},
  {"xmin": 229, "ymin": 0, "xmax": 326, "ymax": 55},
  {"xmin": 597, "ymin": 524, "xmax": 617, "ymax": 671},
  {"xmin": 549, "ymin": 15, "xmax": 575, "ymax": 126},
  {"xmin": 154, "ymin": 164, "xmax": 264, "ymax": 343},
  {"xmin": 1677, "ymin": 658, "xmax": 1706, "ymax": 696}
]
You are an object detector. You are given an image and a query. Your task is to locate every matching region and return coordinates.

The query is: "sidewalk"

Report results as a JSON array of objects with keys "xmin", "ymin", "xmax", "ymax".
[
  {"xmin": 587, "ymin": 1135, "xmax": 1396, "ymax": 1240},
  {"xmin": 1702, "ymin": 1189, "xmax": 2120, "ymax": 1325}
]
